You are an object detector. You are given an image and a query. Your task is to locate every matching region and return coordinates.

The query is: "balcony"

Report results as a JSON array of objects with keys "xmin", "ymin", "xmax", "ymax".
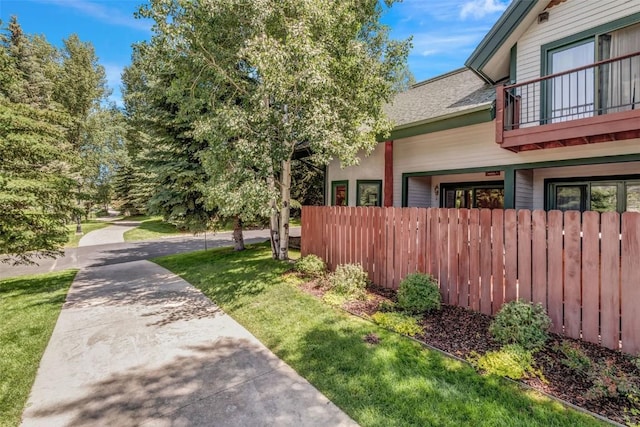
[{"xmin": 496, "ymin": 51, "xmax": 640, "ymax": 152}]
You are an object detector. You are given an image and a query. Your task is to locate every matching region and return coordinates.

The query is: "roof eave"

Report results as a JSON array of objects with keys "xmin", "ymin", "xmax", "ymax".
[{"xmin": 465, "ymin": 0, "xmax": 538, "ymax": 84}]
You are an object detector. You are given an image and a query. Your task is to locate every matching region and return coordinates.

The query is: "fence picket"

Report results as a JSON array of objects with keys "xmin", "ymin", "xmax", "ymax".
[
  {"xmin": 479, "ymin": 209, "xmax": 493, "ymax": 315},
  {"xmin": 532, "ymin": 210, "xmax": 548, "ymax": 309},
  {"xmin": 491, "ymin": 209, "xmax": 505, "ymax": 314},
  {"xmin": 504, "ymin": 209, "xmax": 518, "ymax": 303},
  {"xmin": 438, "ymin": 209, "xmax": 450, "ymax": 303},
  {"xmin": 564, "ymin": 211, "xmax": 582, "ymax": 340},
  {"xmin": 621, "ymin": 212, "xmax": 640, "ymax": 354},
  {"xmin": 448, "ymin": 209, "xmax": 459, "ymax": 306},
  {"xmin": 429, "ymin": 208, "xmax": 439, "ymax": 279},
  {"xmin": 458, "ymin": 209, "xmax": 470, "ymax": 308},
  {"xmin": 601, "ymin": 212, "xmax": 620, "ymax": 350},
  {"xmin": 409, "ymin": 208, "xmax": 419, "ymax": 275},
  {"xmin": 581, "ymin": 211, "xmax": 600, "ymax": 345},
  {"xmin": 469, "ymin": 209, "xmax": 481, "ymax": 311},
  {"xmin": 547, "ymin": 210, "xmax": 564, "ymax": 334},
  {"xmin": 517, "ymin": 209, "xmax": 532, "ymax": 302}
]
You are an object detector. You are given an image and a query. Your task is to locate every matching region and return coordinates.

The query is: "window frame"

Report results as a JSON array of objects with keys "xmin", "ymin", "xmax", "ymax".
[
  {"xmin": 546, "ymin": 175, "xmax": 640, "ymax": 213},
  {"xmin": 356, "ymin": 180, "xmax": 382, "ymax": 207},
  {"xmin": 331, "ymin": 180, "xmax": 349, "ymax": 206},
  {"xmin": 439, "ymin": 180, "xmax": 505, "ymax": 209}
]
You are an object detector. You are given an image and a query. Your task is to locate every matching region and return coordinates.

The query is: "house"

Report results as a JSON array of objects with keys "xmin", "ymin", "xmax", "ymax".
[{"xmin": 327, "ymin": 0, "xmax": 640, "ymax": 214}]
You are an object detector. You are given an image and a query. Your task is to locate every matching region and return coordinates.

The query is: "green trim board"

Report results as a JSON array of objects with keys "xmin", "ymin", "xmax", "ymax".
[
  {"xmin": 387, "ymin": 108, "xmax": 493, "ymax": 141},
  {"xmin": 356, "ymin": 180, "xmax": 382, "ymax": 207},
  {"xmin": 401, "ymin": 153, "xmax": 640, "ymax": 208},
  {"xmin": 466, "ymin": 0, "xmax": 538, "ymax": 83},
  {"xmin": 330, "ymin": 180, "xmax": 349, "ymax": 206}
]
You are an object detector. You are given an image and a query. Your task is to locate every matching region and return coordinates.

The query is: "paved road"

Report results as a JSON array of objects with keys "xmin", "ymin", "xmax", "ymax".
[
  {"xmin": 78, "ymin": 220, "xmax": 141, "ymax": 247},
  {"xmin": 0, "ymin": 229, "xmax": 286, "ymax": 279}
]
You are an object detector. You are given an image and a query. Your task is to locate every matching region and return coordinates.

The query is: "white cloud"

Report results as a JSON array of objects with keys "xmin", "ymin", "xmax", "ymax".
[
  {"xmin": 32, "ymin": 0, "xmax": 151, "ymax": 32},
  {"xmin": 411, "ymin": 29, "xmax": 490, "ymax": 57},
  {"xmin": 460, "ymin": 0, "xmax": 509, "ymax": 20}
]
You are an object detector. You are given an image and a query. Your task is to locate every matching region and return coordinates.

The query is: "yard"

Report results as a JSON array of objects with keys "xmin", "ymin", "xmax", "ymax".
[
  {"xmin": 155, "ymin": 244, "xmax": 604, "ymax": 427},
  {"xmin": 0, "ymin": 270, "xmax": 77, "ymax": 427}
]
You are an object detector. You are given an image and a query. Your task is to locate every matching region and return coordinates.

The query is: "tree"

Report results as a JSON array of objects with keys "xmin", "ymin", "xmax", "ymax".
[{"xmin": 138, "ymin": 0, "xmax": 410, "ymax": 259}]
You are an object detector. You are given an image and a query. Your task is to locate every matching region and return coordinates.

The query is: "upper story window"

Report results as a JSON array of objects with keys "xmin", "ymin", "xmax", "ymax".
[{"xmin": 545, "ymin": 22, "xmax": 640, "ymax": 122}]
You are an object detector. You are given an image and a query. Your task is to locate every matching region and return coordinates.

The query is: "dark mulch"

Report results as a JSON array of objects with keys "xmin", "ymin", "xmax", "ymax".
[{"xmin": 294, "ymin": 275, "xmax": 640, "ymax": 426}]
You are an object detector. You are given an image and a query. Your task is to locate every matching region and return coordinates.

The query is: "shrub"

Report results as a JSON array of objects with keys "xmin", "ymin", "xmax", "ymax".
[
  {"xmin": 327, "ymin": 263, "xmax": 368, "ymax": 300},
  {"xmin": 468, "ymin": 344, "xmax": 536, "ymax": 380},
  {"xmin": 489, "ymin": 300, "xmax": 551, "ymax": 351},
  {"xmin": 397, "ymin": 273, "xmax": 440, "ymax": 314},
  {"xmin": 587, "ymin": 360, "xmax": 639, "ymax": 401},
  {"xmin": 294, "ymin": 254, "xmax": 326, "ymax": 278},
  {"xmin": 377, "ymin": 300, "xmax": 397, "ymax": 312},
  {"xmin": 554, "ymin": 340, "xmax": 592, "ymax": 374},
  {"xmin": 371, "ymin": 312, "xmax": 422, "ymax": 337}
]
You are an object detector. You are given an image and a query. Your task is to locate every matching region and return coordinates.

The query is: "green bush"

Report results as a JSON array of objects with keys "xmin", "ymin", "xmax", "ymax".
[
  {"xmin": 327, "ymin": 263, "xmax": 369, "ymax": 300},
  {"xmin": 371, "ymin": 312, "xmax": 422, "ymax": 337},
  {"xmin": 397, "ymin": 273, "xmax": 441, "ymax": 314},
  {"xmin": 377, "ymin": 300, "xmax": 397, "ymax": 312},
  {"xmin": 554, "ymin": 340, "xmax": 592, "ymax": 374},
  {"xmin": 295, "ymin": 254, "xmax": 326, "ymax": 278},
  {"xmin": 489, "ymin": 300, "xmax": 551, "ymax": 351},
  {"xmin": 468, "ymin": 344, "xmax": 536, "ymax": 380}
]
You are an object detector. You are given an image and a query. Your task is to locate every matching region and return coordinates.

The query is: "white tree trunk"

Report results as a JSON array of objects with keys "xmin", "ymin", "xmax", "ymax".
[
  {"xmin": 278, "ymin": 157, "xmax": 291, "ymax": 260},
  {"xmin": 267, "ymin": 172, "xmax": 280, "ymax": 259}
]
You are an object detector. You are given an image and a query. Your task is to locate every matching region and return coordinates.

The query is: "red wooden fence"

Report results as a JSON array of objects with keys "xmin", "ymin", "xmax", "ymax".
[{"xmin": 300, "ymin": 206, "xmax": 640, "ymax": 355}]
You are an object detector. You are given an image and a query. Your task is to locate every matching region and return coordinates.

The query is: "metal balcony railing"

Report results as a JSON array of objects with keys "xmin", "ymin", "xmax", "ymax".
[{"xmin": 500, "ymin": 51, "xmax": 640, "ymax": 131}]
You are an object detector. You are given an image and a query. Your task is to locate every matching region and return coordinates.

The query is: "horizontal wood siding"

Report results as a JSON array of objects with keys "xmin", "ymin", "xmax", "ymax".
[
  {"xmin": 407, "ymin": 176, "xmax": 432, "ymax": 207},
  {"xmin": 302, "ymin": 206, "xmax": 640, "ymax": 354}
]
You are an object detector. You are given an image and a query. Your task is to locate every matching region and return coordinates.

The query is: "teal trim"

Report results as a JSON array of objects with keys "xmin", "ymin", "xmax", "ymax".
[
  {"xmin": 466, "ymin": 0, "xmax": 538, "ymax": 83},
  {"xmin": 330, "ymin": 180, "xmax": 349, "ymax": 206},
  {"xmin": 509, "ymin": 44, "xmax": 517, "ymax": 84},
  {"xmin": 387, "ymin": 108, "xmax": 493, "ymax": 141},
  {"xmin": 504, "ymin": 167, "xmax": 515, "ymax": 209},
  {"xmin": 401, "ymin": 153, "xmax": 640, "ymax": 209},
  {"xmin": 356, "ymin": 180, "xmax": 382, "ymax": 207}
]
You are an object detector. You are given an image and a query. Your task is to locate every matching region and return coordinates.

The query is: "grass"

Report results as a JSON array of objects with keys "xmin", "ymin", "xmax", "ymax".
[
  {"xmin": 123, "ymin": 217, "xmax": 186, "ymax": 242},
  {"xmin": 155, "ymin": 244, "xmax": 604, "ymax": 427},
  {"xmin": 65, "ymin": 220, "xmax": 111, "ymax": 248},
  {"xmin": 0, "ymin": 270, "xmax": 77, "ymax": 427}
]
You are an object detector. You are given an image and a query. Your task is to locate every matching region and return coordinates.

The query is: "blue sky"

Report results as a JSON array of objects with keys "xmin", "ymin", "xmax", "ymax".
[{"xmin": 0, "ymin": 0, "xmax": 510, "ymax": 106}]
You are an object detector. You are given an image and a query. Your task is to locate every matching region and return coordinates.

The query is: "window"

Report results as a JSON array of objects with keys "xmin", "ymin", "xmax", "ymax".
[
  {"xmin": 331, "ymin": 180, "xmax": 348, "ymax": 206},
  {"xmin": 543, "ymin": 21, "xmax": 640, "ymax": 121},
  {"xmin": 441, "ymin": 182, "xmax": 504, "ymax": 209},
  {"xmin": 356, "ymin": 180, "xmax": 382, "ymax": 207},
  {"xmin": 547, "ymin": 177, "xmax": 640, "ymax": 213}
]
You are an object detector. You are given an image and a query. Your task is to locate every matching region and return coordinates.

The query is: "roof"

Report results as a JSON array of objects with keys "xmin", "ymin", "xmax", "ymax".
[{"xmin": 384, "ymin": 68, "xmax": 495, "ymax": 129}]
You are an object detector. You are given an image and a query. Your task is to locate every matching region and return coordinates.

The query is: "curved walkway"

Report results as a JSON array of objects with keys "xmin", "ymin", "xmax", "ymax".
[
  {"xmin": 21, "ymin": 260, "xmax": 357, "ymax": 426},
  {"xmin": 78, "ymin": 221, "xmax": 141, "ymax": 247}
]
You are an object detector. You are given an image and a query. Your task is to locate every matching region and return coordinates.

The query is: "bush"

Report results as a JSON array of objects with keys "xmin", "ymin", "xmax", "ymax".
[
  {"xmin": 554, "ymin": 340, "xmax": 592, "ymax": 374},
  {"xmin": 468, "ymin": 344, "xmax": 536, "ymax": 380},
  {"xmin": 326, "ymin": 263, "xmax": 368, "ymax": 300},
  {"xmin": 489, "ymin": 300, "xmax": 551, "ymax": 351},
  {"xmin": 397, "ymin": 273, "xmax": 440, "ymax": 314},
  {"xmin": 371, "ymin": 312, "xmax": 422, "ymax": 337},
  {"xmin": 295, "ymin": 254, "xmax": 326, "ymax": 278}
]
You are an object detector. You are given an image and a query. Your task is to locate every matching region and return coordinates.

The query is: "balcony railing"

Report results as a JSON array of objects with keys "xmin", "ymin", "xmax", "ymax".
[{"xmin": 496, "ymin": 51, "xmax": 640, "ymax": 152}]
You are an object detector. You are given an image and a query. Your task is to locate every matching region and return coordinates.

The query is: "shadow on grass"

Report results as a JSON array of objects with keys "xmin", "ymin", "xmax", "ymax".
[
  {"xmin": 286, "ymin": 319, "xmax": 603, "ymax": 427},
  {"xmin": 0, "ymin": 270, "xmax": 78, "ymax": 302}
]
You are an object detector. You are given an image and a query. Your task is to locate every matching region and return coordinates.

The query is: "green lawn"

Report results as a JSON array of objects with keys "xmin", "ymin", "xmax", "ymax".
[
  {"xmin": 0, "ymin": 270, "xmax": 77, "ymax": 427},
  {"xmin": 155, "ymin": 245, "xmax": 603, "ymax": 427},
  {"xmin": 65, "ymin": 221, "xmax": 111, "ymax": 248},
  {"xmin": 123, "ymin": 217, "xmax": 186, "ymax": 242}
]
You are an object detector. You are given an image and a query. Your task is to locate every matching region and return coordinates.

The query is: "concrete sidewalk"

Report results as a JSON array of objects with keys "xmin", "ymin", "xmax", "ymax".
[
  {"xmin": 78, "ymin": 221, "xmax": 141, "ymax": 247},
  {"xmin": 21, "ymin": 260, "xmax": 356, "ymax": 427}
]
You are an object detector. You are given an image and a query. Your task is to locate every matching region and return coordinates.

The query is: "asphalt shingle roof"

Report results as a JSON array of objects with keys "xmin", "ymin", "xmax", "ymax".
[{"xmin": 385, "ymin": 68, "xmax": 496, "ymax": 128}]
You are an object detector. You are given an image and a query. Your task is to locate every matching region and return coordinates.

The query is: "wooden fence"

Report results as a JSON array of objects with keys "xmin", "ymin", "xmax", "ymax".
[{"xmin": 300, "ymin": 206, "xmax": 640, "ymax": 354}]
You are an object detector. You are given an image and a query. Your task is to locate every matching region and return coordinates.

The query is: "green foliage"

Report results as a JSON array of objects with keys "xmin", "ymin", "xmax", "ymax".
[
  {"xmin": 0, "ymin": 270, "xmax": 76, "ymax": 426},
  {"xmin": 377, "ymin": 299, "xmax": 397, "ymax": 312},
  {"xmin": 489, "ymin": 300, "xmax": 551, "ymax": 351},
  {"xmin": 397, "ymin": 273, "xmax": 441, "ymax": 314},
  {"xmin": 587, "ymin": 360, "xmax": 639, "ymax": 401},
  {"xmin": 554, "ymin": 340, "xmax": 592, "ymax": 374},
  {"xmin": 326, "ymin": 263, "xmax": 369, "ymax": 301},
  {"xmin": 371, "ymin": 312, "xmax": 422, "ymax": 337},
  {"xmin": 469, "ymin": 345, "xmax": 537, "ymax": 380},
  {"xmin": 295, "ymin": 254, "xmax": 326, "ymax": 278}
]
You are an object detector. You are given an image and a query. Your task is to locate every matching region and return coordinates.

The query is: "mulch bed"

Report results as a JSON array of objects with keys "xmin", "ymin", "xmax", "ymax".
[{"xmin": 295, "ymin": 276, "xmax": 640, "ymax": 426}]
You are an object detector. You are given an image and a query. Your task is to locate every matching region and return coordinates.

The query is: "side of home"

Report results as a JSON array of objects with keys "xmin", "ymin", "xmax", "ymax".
[{"xmin": 326, "ymin": 0, "xmax": 640, "ymax": 214}]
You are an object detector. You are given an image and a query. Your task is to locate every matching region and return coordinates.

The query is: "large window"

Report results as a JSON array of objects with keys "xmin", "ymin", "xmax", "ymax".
[
  {"xmin": 544, "ymin": 21, "xmax": 640, "ymax": 121},
  {"xmin": 356, "ymin": 180, "xmax": 382, "ymax": 207},
  {"xmin": 441, "ymin": 182, "xmax": 504, "ymax": 209},
  {"xmin": 548, "ymin": 177, "xmax": 640, "ymax": 213},
  {"xmin": 331, "ymin": 180, "xmax": 348, "ymax": 206}
]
